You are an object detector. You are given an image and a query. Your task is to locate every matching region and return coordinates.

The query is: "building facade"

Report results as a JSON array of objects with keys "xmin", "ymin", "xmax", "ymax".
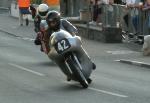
[{"xmin": 60, "ymin": 0, "xmax": 90, "ymax": 17}]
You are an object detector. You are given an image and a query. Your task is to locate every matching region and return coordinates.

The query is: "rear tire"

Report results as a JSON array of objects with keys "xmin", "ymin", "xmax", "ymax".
[{"xmin": 87, "ymin": 78, "xmax": 92, "ymax": 84}]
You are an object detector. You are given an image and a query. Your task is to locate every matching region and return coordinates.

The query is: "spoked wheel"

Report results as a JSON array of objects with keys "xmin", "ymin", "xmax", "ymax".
[{"xmin": 66, "ymin": 53, "xmax": 89, "ymax": 88}]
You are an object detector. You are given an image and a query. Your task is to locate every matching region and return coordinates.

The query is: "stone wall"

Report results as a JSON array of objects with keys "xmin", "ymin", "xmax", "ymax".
[{"xmin": 75, "ymin": 24, "xmax": 122, "ymax": 43}]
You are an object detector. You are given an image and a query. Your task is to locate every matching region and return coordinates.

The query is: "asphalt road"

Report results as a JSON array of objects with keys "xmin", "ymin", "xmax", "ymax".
[{"xmin": 0, "ymin": 31, "xmax": 150, "ymax": 103}]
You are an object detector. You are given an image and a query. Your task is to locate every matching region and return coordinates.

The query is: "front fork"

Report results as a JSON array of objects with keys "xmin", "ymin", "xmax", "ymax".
[{"xmin": 64, "ymin": 52, "xmax": 83, "ymax": 79}]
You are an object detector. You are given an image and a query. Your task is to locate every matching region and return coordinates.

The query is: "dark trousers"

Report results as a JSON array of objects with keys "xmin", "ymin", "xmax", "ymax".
[{"xmin": 93, "ymin": 5, "xmax": 102, "ymax": 22}]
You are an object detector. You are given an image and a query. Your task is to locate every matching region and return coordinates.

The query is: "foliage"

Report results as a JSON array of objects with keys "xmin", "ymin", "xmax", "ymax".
[{"xmin": 31, "ymin": 0, "xmax": 42, "ymax": 4}]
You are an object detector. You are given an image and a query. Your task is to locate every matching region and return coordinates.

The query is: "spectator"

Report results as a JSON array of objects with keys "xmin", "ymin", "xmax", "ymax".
[
  {"xmin": 114, "ymin": 0, "xmax": 122, "ymax": 4},
  {"xmin": 121, "ymin": 0, "xmax": 127, "ymax": 5},
  {"xmin": 103, "ymin": 0, "xmax": 109, "ymax": 4},
  {"xmin": 123, "ymin": 1, "xmax": 130, "ymax": 32},
  {"xmin": 143, "ymin": 0, "xmax": 150, "ymax": 34},
  {"xmin": 89, "ymin": 0, "xmax": 103, "ymax": 25},
  {"xmin": 106, "ymin": 0, "xmax": 115, "ymax": 26},
  {"xmin": 114, "ymin": 0, "xmax": 126, "ymax": 4},
  {"xmin": 126, "ymin": 0, "xmax": 143, "ymax": 33},
  {"xmin": 123, "ymin": 9, "xmax": 129, "ymax": 28},
  {"xmin": 109, "ymin": 0, "xmax": 114, "ymax": 4},
  {"xmin": 29, "ymin": 4, "xmax": 37, "ymax": 19},
  {"xmin": 17, "ymin": 0, "xmax": 31, "ymax": 26}
]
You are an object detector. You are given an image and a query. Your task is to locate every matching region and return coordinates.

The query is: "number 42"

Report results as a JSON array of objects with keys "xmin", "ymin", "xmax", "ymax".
[{"xmin": 57, "ymin": 40, "xmax": 69, "ymax": 51}]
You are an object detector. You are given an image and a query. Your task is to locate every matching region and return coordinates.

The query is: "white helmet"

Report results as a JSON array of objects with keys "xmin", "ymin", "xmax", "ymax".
[
  {"xmin": 40, "ymin": 20, "xmax": 48, "ymax": 31},
  {"xmin": 38, "ymin": 4, "xmax": 49, "ymax": 19}
]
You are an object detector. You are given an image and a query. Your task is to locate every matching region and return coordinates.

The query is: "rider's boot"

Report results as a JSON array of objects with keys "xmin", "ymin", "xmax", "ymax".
[
  {"xmin": 40, "ymin": 45, "xmax": 44, "ymax": 52},
  {"xmin": 67, "ymin": 76, "xmax": 71, "ymax": 81},
  {"xmin": 34, "ymin": 34, "xmax": 41, "ymax": 45},
  {"xmin": 87, "ymin": 78, "xmax": 92, "ymax": 84}
]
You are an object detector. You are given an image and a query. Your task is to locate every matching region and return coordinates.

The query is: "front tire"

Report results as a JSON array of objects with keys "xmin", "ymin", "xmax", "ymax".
[{"xmin": 66, "ymin": 53, "xmax": 89, "ymax": 88}]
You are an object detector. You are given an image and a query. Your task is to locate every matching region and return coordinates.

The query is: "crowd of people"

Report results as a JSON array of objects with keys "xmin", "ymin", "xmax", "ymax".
[{"xmin": 89, "ymin": 0, "xmax": 150, "ymax": 33}]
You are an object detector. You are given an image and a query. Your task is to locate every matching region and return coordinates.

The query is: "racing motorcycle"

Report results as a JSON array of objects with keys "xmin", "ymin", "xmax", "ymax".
[
  {"xmin": 37, "ymin": 20, "xmax": 49, "ymax": 54},
  {"xmin": 48, "ymin": 29, "xmax": 95, "ymax": 88}
]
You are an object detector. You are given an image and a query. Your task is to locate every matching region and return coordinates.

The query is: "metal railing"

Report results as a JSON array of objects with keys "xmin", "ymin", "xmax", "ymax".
[{"xmin": 98, "ymin": 4, "xmax": 150, "ymax": 36}]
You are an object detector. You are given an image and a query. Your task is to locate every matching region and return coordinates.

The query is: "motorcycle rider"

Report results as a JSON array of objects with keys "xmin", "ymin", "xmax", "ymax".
[
  {"xmin": 44, "ymin": 10, "xmax": 79, "ymax": 55},
  {"xmin": 45, "ymin": 10, "xmax": 78, "ymax": 37},
  {"xmin": 34, "ymin": 3, "xmax": 49, "ymax": 45},
  {"xmin": 45, "ymin": 11, "xmax": 96, "ymax": 81}
]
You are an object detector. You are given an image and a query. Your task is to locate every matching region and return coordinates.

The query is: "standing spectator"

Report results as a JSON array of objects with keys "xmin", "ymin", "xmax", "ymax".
[
  {"xmin": 126, "ymin": 0, "xmax": 143, "ymax": 33},
  {"xmin": 106, "ymin": 0, "xmax": 115, "ymax": 26},
  {"xmin": 114, "ymin": 0, "xmax": 122, "ymax": 4},
  {"xmin": 29, "ymin": 4, "xmax": 37, "ymax": 19},
  {"xmin": 123, "ymin": 1, "xmax": 130, "ymax": 32},
  {"xmin": 112, "ymin": 0, "xmax": 126, "ymax": 4},
  {"xmin": 121, "ymin": 0, "xmax": 127, "ymax": 5},
  {"xmin": 89, "ymin": 0, "xmax": 103, "ymax": 25},
  {"xmin": 17, "ymin": 0, "xmax": 31, "ymax": 26},
  {"xmin": 143, "ymin": 0, "xmax": 150, "ymax": 34}
]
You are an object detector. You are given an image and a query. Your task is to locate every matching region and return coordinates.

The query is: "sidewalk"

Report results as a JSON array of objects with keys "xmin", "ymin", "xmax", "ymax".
[
  {"xmin": 0, "ymin": 14, "xmax": 36, "ymax": 39},
  {"xmin": 0, "ymin": 14, "xmax": 150, "ymax": 68}
]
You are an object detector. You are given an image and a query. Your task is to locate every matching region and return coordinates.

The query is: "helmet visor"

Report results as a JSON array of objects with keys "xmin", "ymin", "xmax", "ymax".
[
  {"xmin": 39, "ymin": 11, "xmax": 48, "ymax": 17},
  {"xmin": 47, "ymin": 18, "xmax": 55, "ymax": 24},
  {"xmin": 48, "ymin": 20, "xmax": 56, "ymax": 26}
]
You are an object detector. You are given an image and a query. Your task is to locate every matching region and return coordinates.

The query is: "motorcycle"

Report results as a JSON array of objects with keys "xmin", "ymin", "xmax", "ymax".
[
  {"xmin": 37, "ymin": 20, "xmax": 49, "ymax": 54},
  {"xmin": 48, "ymin": 29, "xmax": 95, "ymax": 88}
]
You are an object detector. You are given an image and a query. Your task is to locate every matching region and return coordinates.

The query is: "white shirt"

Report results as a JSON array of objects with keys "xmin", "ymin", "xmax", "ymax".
[
  {"xmin": 126, "ymin": 0, "xmax": 136, "ymax": 4},
  {"xmin": 126, "ymin": 0, "xmax": 141, "ymax": 4},
  {"xmin": 102, "ymin": 0, "xmax": 109, "ymax": 4}
]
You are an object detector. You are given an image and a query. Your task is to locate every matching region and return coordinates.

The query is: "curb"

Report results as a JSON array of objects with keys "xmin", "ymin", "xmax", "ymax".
[
  {"xmin": 0, "ymin": 27, "xmax": 19, "ymax": 37},
  {"xmin": 116, "ymin": 59, "xmax": 150, "ymax": 68},
  {"xmin": 0, "ymin": 28, "xmax": 34, "ymax": 41}
]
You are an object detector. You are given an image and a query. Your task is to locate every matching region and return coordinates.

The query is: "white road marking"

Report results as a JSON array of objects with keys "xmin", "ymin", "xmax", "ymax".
[
  {"xmin": 8, "ymin": 63, "xmax": 128, "ymax": 98},
  {"xmin": 16, "ymin": 37, "xmax": 34, "ymax": 41},
  {"xmin": 106, "ymin": 50, "xmax": 138, "ymax": 55},
  {"xmin": 88, "ymin": 87, "xmax": 128, "ymax": 98},
  {"xmin": 8, "ymin": 63, "xmax": 45, "ymax": 77},
  {"xmin": 22, "ymin": 37, "xmax": 34, "ymax": 41},
  {"xmin": 64, "ymin": 81, "xmax": 128, "ymax": 98}
]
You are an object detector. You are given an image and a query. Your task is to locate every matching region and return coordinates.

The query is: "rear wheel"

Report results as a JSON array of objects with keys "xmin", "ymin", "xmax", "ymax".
[
  {"xmin": 66, "ymin": 53, "xmax": 89, "ymax": 88},
  {"xmin": 87, "ymin": 78, "xmax": 92, "ymax": 84}
]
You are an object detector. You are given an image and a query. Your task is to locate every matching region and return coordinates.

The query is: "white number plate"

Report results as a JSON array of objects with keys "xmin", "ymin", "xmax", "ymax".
[{"xmin": 55, "ymin": 39, "xmax": 71, "ymax": 54}]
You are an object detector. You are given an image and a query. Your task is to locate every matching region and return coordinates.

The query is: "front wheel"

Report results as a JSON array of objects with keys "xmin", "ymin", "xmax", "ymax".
[{"xmin": 66, "ymin": 53, "xmax": 89, "ymax": 88}]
